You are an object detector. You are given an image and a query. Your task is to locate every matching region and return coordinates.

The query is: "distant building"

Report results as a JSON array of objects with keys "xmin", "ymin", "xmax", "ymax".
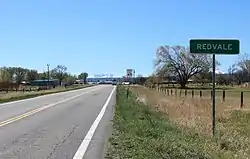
[
  {"xmin": 87, "ymin": 77, "xmax": 122, "ymax": 82},
  {"xmin": 29, "ymin": 79, "xmax": 60, "ymax": 86}
]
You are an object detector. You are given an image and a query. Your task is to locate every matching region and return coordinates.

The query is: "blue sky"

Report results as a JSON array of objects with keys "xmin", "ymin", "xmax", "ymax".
[{"xmin": 0, "ymin": 0, "xmax": 249, "ymax": 77}]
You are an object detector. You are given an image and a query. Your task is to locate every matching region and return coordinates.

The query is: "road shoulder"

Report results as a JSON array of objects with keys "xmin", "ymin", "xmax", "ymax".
[{"xmin": 82, "ymin": 87, "xmax": 116, "ymax": 159}]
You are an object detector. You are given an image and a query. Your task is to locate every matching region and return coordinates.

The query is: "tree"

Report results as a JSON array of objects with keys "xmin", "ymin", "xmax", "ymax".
[
  {"xmin": 194, "ymin": 71, "xmax": 212, "ymax": 84},
  {"xmin": 216, "ymin": 74, "xmax": 229, "ymax": 85},
  {"xmin": 14, "ymin": 67, "xmax": 28, "ymax": 84},
  {"xmin": 83, "ymin": 72, "xmax": 88, "ymax": 84},
  {"xmin": 51, "ymin": 65, "xmax": 67, "ymax": 85},
  {"xmin": 0, "ymin": 67, "xmax": 12, "ymax": 82},
  {"xmin": 5, "ymin": 67, "xmax": 15, "ymax": 81},
  {"xmin": 227, "ymin": 64, "xmax": 237, "ymax": 85},
  {"xmin": 135, "ymin": 74, "xmax": 147, "ymax": 85},
  {"xmin": 78, "ymin": 73, "xmax": 85, "ymax": 80},
  {"xmin": 236, "ymin": 53, "xmax": 250, "ymax": 83},
  {"xmin": 38, "ymin": 72, "xmax": 47, "ymax": 80},
  {"xmin": 237, "ymin": 53, "xmax": 250, "ymax": 74},
  {"xmin": 64, "ymin": 73, "xmax": 77, "ymax": 85},
  {"xmin": 155, "ymin": 45, "xmax": 216, "ymax": 88},
  {"xmin": 145, "ymin": 74, "xmax": 159, "ymax": 87},
  {"xmin": 78, "ymin": 72, "xmax": 88, "ymax": 84},
  {"xmin": 26, "ymin": 70, "xmax": 39, "ymax": 81}
]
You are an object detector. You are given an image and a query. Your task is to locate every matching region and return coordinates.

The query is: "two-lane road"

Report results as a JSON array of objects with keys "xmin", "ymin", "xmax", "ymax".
[{"xmin": 0, "ymin": 85, "xmax": 116, "ymax": 159}]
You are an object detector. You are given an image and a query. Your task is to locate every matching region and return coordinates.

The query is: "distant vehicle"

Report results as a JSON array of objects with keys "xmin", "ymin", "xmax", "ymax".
[
  {"xmin": 122, "ymin": 82, "xmax": 130, "ymax": 85},
  {"xmin": 98, "ymin": 81, "xmax": 106, "ymax": 84},
  {"xmin": 112, "ymin": 82, "xmax": 117, "ymax": 85},
  {"xmin": 98, "ymin": 81, "xmax": 113, "ymax": 85}
]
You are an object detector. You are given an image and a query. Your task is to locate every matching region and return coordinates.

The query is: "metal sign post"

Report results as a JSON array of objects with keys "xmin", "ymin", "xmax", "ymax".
[
  {"xmin": 190, "ymin": 39, "xmax": 240, "ymax": 137},
  {"xmin": 212, "ymin": 54, "xmax": 216, "ymax": 136}
]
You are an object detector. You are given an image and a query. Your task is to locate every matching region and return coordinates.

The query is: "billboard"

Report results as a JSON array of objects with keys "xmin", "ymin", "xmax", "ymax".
[{"xmin": 126, "ymin": 69, "xmax": 135, "ymax": 78}]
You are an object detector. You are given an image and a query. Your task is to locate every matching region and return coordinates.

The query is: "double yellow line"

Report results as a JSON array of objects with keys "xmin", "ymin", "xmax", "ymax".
[
  {"xmin": 0, "ymin": 105, "xmax": 51, "ymax": 127},
  {"xmin": 0, "ymin": 87, "xmax": 101, "ymax": 128}
]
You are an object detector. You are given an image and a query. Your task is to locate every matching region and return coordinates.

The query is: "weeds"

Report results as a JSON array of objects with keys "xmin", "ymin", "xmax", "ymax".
[
  {"xmin": 128, "ymin": 85, "xmax": 250, "ymax": 158},
  {"xmin": 106, "ymin": 86, "xmax": 241, "ymax": 159}
]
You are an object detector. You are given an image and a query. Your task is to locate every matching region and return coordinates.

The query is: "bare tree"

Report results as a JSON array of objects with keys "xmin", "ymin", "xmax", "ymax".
[
  {"xmin": 155, "ymin": 45, "xmax": 216, "ymax": 88},
  {"xmin": 26, "ymin": 70, "xmax": 39, "ymax": 81},
  {"xmin": 237, "ymin": 53, "xmax": 250, "ymax": 73},
  {"xmin": 194, "ymin": 71, "xmax": 212, "ymax": 85},
  {"xmin": 51, "ymin": 65, "xmax": 67, "ymax": 85},
  {"xmin": 14, "ymin": 67, "xmax": 28, "ymax": 84},
  {"xmin": 135, "ymin": 74, "xmax": 147, "ymax": 85},
  {"xmin": 5, "ymin": 67, "xmax": 15, "ymax": 81},
  {"xmin": 0, "ymin": 67, "xmax": 12, "ymax": 82},
  {"xmin": 237, "ymin": 53, "xmax": 250, "ymax": 82}
]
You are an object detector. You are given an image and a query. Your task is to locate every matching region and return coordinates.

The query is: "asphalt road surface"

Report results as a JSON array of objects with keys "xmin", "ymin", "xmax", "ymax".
[{"xmin": 0, "ymin": 85, "xmax": 116, "ymax": 159}]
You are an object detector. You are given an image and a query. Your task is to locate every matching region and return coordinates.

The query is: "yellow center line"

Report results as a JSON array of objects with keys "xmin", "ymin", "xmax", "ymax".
[
  {"xmin": 0, "ymin": 105, "xmax": 51, "ymax": 127},
  {"xmin": 0, "ymin": 88, "xmax": 101, "ymax": 128}
]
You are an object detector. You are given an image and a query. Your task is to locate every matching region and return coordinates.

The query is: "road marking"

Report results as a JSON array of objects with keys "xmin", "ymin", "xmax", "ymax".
[
  {"xmin": 73, "ymin": 86, "xmax": 116, "ymax": 159},
  {"xmin": 0, "ymin": 85, "xmax": 98, "ymax": 107},
  {"xmin": 0, "ymin": 87, "xmax": 102, "ymax": 127}
]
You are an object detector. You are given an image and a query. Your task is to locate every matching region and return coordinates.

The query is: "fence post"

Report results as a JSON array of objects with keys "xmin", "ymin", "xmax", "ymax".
[
  {"xmin": 240, "ymin": 92, "xmax": 243, "ymax": 108},
  {"xmin": 211, "ymin": 90, "xmax": 212, "ymax": 100},
  {"xmin": 192, "ymin": 90, "xmax": 194, "ymax": 98},
  {"xmin": 167, "ymin": 89, "xmax": 169, "ymax": 95},
  {"xmin": 222, "ymin": 90, "xmax": 225, "ymax": 102},
  {"xmin": 185, "ymin": 90, "xmax": 187, "ymax": 96},
  {"xmin": 171, "ymin": 89, "xmax": 173, "ymax": 95},
  {"xmin": 180, "ymin": 90, "xmax": 182, "ymax": 96},
  {"xmin": 126, "ymin": 87, "xmax": 129, "ymax": 98},
  {"xmin": 164, "ymin": 88, "xmax": 166, "ymax": 94},
  {"xmin": 175, "ymin": 89, "xmax": 177, "ymax": 96},
  {"xmin": 200, "ymin": 91, "xmax": 202, "ymax": 98}
]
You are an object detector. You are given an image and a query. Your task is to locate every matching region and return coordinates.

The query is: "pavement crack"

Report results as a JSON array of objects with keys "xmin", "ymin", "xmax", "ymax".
[{"xmin": 46, "ymin": 125, "xmax": 78, "ymax": 159}]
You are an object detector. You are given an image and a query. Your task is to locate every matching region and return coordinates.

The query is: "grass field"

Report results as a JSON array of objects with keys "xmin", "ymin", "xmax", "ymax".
[
  {"xmin": 106, "ymin": 86, "xmax": 245, "ymax": 159},
  {"xmin": 153, "ymin": 86, "xmax": 250, "ymax": 108},
  {"xmin": 126, "ymin": 85, "xmax": 250, "ymax": 157},
  {"xmin": 0, "ymin": 84, "xmax": 92, "ymax": 103}
]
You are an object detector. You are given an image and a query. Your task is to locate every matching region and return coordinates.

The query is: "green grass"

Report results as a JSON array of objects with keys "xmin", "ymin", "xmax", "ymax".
[
  {"xmin": 106, "ymin": 86, "xmax": 240, "ymax": 159},
  {"xmin": 217, "ymin": 111, "xmax": 250, "ymax": 155},
  {"xmin": 0, "ymin": 84, "xmax": 93, "ymax": 104}
]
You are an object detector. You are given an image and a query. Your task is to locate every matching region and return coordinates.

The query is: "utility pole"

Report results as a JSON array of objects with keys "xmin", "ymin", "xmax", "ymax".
[{"xmin": 47, "ymin": 64, "xmax": 50, "ymax": 87}]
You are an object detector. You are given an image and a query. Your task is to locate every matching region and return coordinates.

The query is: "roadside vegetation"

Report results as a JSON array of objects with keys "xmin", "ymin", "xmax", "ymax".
[
  {"xmin": 0, "ymin": 84, "xmax": 92, "ymax": 104},
  {"xmin": 130, "ymin": 85, "xmax": 250, "ymax": 157},
  {"xmin": 106, "ymin": 86, "xmax": 241, "ymax": 159},
  {"xmin": 0, "ymin": 65, "xmax": 90, "ymax": 103}
]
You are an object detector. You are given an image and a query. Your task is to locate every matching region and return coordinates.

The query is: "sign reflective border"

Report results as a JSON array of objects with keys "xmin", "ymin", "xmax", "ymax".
[{"xmin": 190, "ymin": 39, "xmax": 240, "ymax": 54}]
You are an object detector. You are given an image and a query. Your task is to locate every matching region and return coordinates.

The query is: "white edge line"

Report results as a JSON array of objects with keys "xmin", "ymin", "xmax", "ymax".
[
  {"xmin": 73, "ymin": 86, "xmax": 116, "ymax": 159},
  {"xmin": 0, "ymin": 85, "xmax": 98, "ymax": 106}
]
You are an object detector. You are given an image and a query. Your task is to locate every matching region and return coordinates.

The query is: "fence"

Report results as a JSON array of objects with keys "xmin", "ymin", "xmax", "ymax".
[
  {"xmin": 150, "ymin": 87, "xmax": 245, "ymax": 109},
  {"xmin": 0, "ymin": 82, "xmax": 50, "ymax": 92}
]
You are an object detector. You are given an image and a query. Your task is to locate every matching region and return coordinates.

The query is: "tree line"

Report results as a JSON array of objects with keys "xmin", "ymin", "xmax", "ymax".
[
  {"xmin": 143, "ymin": 45, "xmax": 250, "ymax": 88},
  {"xmin": 0, "ymin": 64, "xmax": 89, "ymax": 86}
]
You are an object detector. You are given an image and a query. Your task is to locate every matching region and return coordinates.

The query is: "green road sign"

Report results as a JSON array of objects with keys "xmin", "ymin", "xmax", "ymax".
[{"xmin": 190, "ymin": 39, "xmax": 240, "ymax": 54}]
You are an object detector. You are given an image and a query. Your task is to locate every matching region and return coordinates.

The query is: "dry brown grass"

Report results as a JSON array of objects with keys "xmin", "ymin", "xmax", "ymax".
[
  {"xmin": 130, "ymin": 86, "xmax": 250, "ymax": 137},
  {"xmin": 127, "ymin": 85, "xmax": 250, "ymax": 157}
]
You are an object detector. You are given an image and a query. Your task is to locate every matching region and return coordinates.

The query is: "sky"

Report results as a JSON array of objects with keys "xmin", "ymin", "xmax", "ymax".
[{"xmin": 0, "ymin": 0, "xmax": 249, "ymax": 77}]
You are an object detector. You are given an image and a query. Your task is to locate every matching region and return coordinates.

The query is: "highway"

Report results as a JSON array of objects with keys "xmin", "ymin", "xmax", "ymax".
[{"xmin": 0, "ymin": 85, "xmax": 116, "ymax": 159}]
